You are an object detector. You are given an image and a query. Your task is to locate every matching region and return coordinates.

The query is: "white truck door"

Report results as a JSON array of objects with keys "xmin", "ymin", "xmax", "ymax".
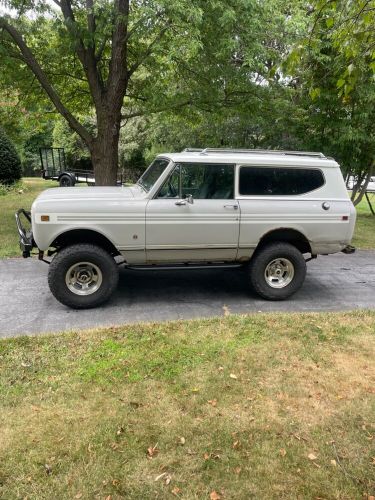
[{"xmin": 145, "ymin": 163, "xmax": 240, "ymax": 262}]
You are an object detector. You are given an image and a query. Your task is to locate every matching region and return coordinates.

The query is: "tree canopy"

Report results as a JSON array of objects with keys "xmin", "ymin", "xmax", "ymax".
[{"xmin": 0, "ymin": 0, "xmax": 374, "ymax": 196}]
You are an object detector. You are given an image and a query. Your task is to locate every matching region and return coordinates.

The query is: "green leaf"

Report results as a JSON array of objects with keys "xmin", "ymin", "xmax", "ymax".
[
  {"xmin": 309, "ymin": 87, "xmax": 321, "ymax": 100},
  {"xmin": 326, "ymin": 18, "xmax": 334, "ymax": 29},
  {"xmin": 337, "ymin": 79, "xmax": 346, "ymax": 89},
  {"xmin": 347, "ymin": 63, "xmax": 355, "ymax": 75}
]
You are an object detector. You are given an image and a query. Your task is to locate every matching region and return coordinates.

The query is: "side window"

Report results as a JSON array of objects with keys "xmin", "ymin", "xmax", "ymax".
[
  {"xmin": 180, "ymin": 163, "xmax": 234, "ymax": 199},
  {"xmin": 157, "ymin": 165, "xmax": 180, "ymax": 198},
  {"xmin": 239, "ymin": 166, "xmax": 325, "ymax": 196}
]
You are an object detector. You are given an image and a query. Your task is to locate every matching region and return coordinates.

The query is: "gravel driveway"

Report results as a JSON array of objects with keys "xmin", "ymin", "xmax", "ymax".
[{"xmin": 0, "ymin": 250, "xmax": 374, "ymax": 338}]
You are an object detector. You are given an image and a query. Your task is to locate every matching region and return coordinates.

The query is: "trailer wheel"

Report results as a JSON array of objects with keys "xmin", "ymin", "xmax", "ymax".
[
  {"xmin": 48, "ymin": 244, "xmax": 119, "ymax": 309},
  {"xmin": 59, "ymin": 174, "xmax": 75, "ymax": 187}
]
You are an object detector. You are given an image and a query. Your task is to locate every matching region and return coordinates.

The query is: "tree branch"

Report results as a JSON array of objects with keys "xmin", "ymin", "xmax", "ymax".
[
  {"xmin": 0, "ymin": 17, "xmax": 92, "ymax": 145},
  {"xmin": 59, "ymin": 0, "xmax": 104, "ymax": 103},
  {"xmin": 128, "ymin": 24, "xmax": 170, "ymax": 77},
  {"xmin": 107, "ymin": 0, "xmax": 130, "ymax": 109}
]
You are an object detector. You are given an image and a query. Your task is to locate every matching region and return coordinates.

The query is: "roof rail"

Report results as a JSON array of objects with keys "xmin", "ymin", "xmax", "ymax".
[
  {"xmin": 182, "ymin": 148, "xmax": 204, "ymax": 152},
  {"xmin": 196, "ymin": 148, "xmax": 326, "ymax": 159}
]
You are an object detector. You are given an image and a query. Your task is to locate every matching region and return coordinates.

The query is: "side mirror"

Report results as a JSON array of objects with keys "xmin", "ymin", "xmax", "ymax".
[{"xmin": 184, "ymin": 193, "xmax": 194, "ymax": 204}]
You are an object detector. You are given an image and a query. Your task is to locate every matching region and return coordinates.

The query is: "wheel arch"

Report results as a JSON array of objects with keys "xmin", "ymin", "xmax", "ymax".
[
  {"xmin": 50, "ymin": 228, "xmax": 120, "ymax": 256},
  {"xmin": 256, "ymin": 227, "xmax": 312, "ymax": 255}
]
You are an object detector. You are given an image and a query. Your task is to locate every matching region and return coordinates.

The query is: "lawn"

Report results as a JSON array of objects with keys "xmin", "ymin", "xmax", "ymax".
[
  {"xmin": 352, "ymin": 195, "xmax": 375, "ymax": 250},
  {"xmin": 0, "ymin": 178, "xmax": 374, "ymax": 258},
  {"xmin": 0, "ymin": 177, "xmax": 57, "ymax": 258},
  {"xmin": 0, "ymin": 312, "xmax": 374, "ymax": 499}
]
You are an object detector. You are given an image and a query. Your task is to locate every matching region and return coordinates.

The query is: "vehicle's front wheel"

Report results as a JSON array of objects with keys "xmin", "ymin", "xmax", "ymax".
[
  {"xmin": 249, "ymin": 242, "xmax": 306, "ymax": 300},
  {"xmin": 48, "ymin": 244, "xmax": 119, "ymax": 309}
]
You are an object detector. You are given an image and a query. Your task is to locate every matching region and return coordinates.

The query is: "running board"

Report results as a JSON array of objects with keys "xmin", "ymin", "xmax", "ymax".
[{"xmin": 125, "ymin": 263, "xmax": 243, "ymax": 271}]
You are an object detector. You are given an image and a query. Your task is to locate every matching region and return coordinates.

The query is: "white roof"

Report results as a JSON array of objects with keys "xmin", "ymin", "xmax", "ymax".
[{"xmin": 157, "ymin": 149, "xmax": 339, "ymax": 168}]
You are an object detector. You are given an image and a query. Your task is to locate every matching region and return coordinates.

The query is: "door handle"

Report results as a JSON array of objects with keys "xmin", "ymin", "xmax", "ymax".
[
  {"xmin": 175, "ymin": 200, "xmax": 187, "ymax": 206},
  {"xmin": 224, "ymin": 204, "xmax": 238, "ymax": 210}
]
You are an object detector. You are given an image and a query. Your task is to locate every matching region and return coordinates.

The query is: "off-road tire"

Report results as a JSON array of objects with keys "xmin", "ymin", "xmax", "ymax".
[
  {"xmin": 249, "ymin": 242, "xmax": 306, "ymax": 300},
  {"xmin": 48, "ymin": 244, "xmax": 119, "ymax": 309}
]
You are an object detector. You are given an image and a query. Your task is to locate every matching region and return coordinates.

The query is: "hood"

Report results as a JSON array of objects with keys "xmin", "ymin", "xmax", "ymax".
[{"xmin": 31, "ymin": 184, "xmax": 147, "ymax": 215}]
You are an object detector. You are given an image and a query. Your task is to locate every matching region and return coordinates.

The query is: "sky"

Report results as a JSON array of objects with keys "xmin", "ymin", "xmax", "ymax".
[{"xmin": 0, "ymin": 0, "xmax": 57, "ymax": 17}]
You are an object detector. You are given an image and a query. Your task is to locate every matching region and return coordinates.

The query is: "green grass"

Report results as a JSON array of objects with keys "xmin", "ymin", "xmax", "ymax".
[
  {"xmin": 0, "ymin": 312, "xmax": 374, "ymax": 499},
  {"xmin": 351, "ymin": 195, "xmax": 375, "ymax": 249},
  {"xmin": 0, "ymin": 178, "xmax": 374, "ymax": 258},
  {"xmin": 0, "ymin": 177, "xmax": 57, "ymax": 258}
]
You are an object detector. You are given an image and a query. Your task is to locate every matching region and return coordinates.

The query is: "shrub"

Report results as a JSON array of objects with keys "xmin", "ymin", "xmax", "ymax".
[{"xmin": 0, "ymin": 127, "xmax": 22, "ymax": 185}]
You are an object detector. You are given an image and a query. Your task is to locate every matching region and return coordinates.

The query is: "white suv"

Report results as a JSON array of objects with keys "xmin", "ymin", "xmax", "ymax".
[{"xmin": 16, "ymin": 148, "xmax": 356, "ymax": 308}]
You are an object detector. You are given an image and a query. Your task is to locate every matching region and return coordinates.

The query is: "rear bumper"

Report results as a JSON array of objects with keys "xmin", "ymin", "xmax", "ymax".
[{"xmin": 15, "ymin": 209, "xmax": 35, "ymax": 258}]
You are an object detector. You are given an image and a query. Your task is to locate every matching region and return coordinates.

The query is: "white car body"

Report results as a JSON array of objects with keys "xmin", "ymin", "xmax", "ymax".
[{"xmin": 31, "ymin": 149, "xmax": 356, "ymax": 265}]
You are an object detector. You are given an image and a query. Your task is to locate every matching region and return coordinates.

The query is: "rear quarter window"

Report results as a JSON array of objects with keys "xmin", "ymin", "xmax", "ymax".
[{"xmin": 239, "ymin": 166, "xmax": 325, "ymax": 196}]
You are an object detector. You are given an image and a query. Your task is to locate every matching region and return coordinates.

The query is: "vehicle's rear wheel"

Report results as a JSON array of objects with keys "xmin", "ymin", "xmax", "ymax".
[
  {"xmin": 249, "ymin": 242, "xmax": 306, "ymax": 300},
  {"xmin": 48, "ymin": 244, "xmax": 119, "ymax": 309},
  {"xmin": 59, "ymin": 174, "xmax": 75, "ymax": 187}
]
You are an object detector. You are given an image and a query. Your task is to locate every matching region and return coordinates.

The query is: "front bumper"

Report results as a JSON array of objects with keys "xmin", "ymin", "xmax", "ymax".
[{"xmin": 15, "ymin": 209, "xmax": 35, "ymax": 258}]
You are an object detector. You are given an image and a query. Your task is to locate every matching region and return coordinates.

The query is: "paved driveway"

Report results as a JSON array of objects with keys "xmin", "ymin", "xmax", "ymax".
[{"xmin": 0, "ymin": 250, "xmax": 374, "ymax": 338}]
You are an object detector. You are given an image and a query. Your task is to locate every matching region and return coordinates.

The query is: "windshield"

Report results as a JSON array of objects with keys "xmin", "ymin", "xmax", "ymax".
[{"xmin": 137, "ymin": 158, "xmax": 170, "ymax": 192}]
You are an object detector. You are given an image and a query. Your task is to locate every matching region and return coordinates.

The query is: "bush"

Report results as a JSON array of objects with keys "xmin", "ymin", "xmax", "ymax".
[{"xmin": 0, "ymin": 127, "xmax": 22, "ymax": 185}]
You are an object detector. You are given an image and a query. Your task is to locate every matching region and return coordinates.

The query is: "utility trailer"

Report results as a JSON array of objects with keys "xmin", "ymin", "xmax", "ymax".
[{"xmin": 40, "ymin": 147, "xmax": 95, "ymax": 186}]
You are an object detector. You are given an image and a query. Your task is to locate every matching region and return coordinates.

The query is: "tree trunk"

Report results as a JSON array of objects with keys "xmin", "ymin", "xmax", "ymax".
[
  {"xmin": 90, "ymin": 115, "xmax": 121, "ymax": 186},
  {"xmin": 352, "ymin": 168, "xmax": 374, "ymax": 206}
]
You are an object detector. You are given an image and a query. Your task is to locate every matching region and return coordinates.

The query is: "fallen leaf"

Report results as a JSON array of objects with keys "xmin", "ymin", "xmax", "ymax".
[
  {"xmin": 204, "ymin": 452, "xmax": 210, "ymax": 460},
  {"xmin": 330, "ymin": 459, "xmax": 337, "ymax": 466},
  {"xmin": 234, "ymin": 466, "xmax": 241, "ymax": 474},
  {"xmin": 229, "ymin": 373, "xmax": 238, "ymax": 380},
  {"xmin": 165, "ymin": 474, "xmax": 172, "ymax": 485},
  {"xmin": 222, "ymin": 305, "xmax": 230, "ymax": 316},
  {"xmin": 232, "ymin": 440, "xmax": 240, "ymax": 449},
  {"xmin": 105, "ymin": 496, "xmax": 112, "ymax": 500},
  {"xmin": 44, "ymin": 464, "xmax": 52, "ymax": 475},
  {"xmin": 210, "ymin": 492, "xmax": 221, "ymax": 500},
  {"xmin": 172, "ymin": 487, "xmax": 181, "ymax": 496},
  {"xmin": 308, "ymin": 453, "xmax": 317, "ymax": 461},
  {"xmin": 192, "ymin": 387, "xmax": 200, "ymax": 393},
  {"xmin": 147, "ymin": 443, "xmax": 159, "ymax": 458},
  {"xmin": 208, "ymin": 399, "xmax": 217, "ymax": 407},
  {"xmin": 179, "ymin": 437, "xmax": 186, "ymax": 445},
  {"xmin": 74, "ymin": 494, "xmax": 82, "ymax": 499},
  {"xmin": 280, "ymin": 448, "xmax": 287, "ymax": 457},
  {"xmin": 218, "ymin": 366, "xmax": 224, "ymax": 371},
  {"xmin": 155, "ymin": 472, "xmax": 167, "ymax": 482}
]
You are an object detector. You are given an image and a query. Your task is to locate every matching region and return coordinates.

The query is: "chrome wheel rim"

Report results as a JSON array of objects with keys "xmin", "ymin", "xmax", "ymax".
[
  {"xmin": 65, "ymin": 262, "xmax": 103, "ymax": 296},
  {"xmin": 264, "ymin": 258, "xmax": 294, "ymax": 289}
]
